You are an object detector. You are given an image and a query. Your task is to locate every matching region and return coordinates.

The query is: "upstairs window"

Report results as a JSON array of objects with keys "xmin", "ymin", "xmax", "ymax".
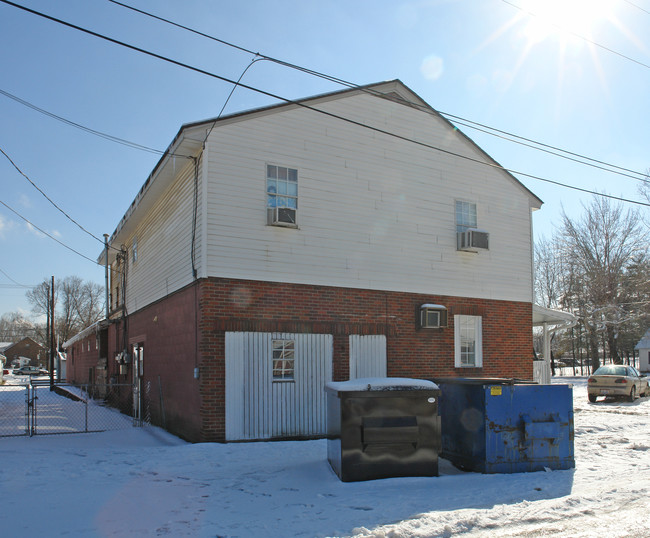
[
  {"xmin": 455, "ymin": 200, "xmax": 477, "ymax": 232},
  {"xmin": 267, "ymin": 165, "xmax": 298, "ymax": 227},
  {"xmin": 132, "ymin": 237, "xmax": 138, "ymax": 263}
]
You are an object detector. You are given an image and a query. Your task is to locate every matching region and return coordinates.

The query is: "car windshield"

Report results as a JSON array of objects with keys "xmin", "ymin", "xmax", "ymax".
[{"xmin": 593, "ymin": 366, "xmax": 628, "ymax": 376}]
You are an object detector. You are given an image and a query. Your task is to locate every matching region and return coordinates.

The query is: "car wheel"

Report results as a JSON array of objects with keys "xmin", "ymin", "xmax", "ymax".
[
  {"xmin": 588, "ymin": 393, "xmax": 597, "ymax": 403},
  {"xmin": 628, "ymin": 386, "xmax": 636, "ymax": 402}
]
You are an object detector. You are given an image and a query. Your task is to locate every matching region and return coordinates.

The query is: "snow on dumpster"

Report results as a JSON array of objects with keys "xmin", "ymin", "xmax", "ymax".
[{"xmin": 325, "ymin": 377, "xmax": 441, "ymax": 482}]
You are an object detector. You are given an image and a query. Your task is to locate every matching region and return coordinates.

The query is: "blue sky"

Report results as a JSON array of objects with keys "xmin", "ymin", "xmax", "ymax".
[{"xmin": 1, "ymin": 0, "xmax": 648, "ymax": 317}]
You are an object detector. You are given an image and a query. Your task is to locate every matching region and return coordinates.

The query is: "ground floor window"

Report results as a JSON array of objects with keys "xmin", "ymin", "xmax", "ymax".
[
  {"xmin": 272, "ymin": 339, "xmax": 295, "ymax": 380},
  {"xmin": 454, "ymin": 315, "xmax": 482, "ymax": 368}
]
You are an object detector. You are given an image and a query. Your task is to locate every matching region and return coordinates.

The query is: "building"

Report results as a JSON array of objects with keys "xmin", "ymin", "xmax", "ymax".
[
  {"xmin": 66, "ymin": 80, "xmax": 542, "ymax": 442},
  {"xmin": 2, "ymin": 337, "xmax": 46, "ymax": 369},
  {"xmin": 635, "ymin": 329, "xmax": 650, "ymax": 372}
]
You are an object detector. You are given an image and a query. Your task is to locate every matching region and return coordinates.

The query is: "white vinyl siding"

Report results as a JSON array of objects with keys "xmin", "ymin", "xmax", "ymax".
[
  {"xmin": 123, "ymin": 158, "xmax": 201, "ymax": 313},
  {"xmin": 203, "ymin": 89, "xmax": 536, "ymax": 303}
]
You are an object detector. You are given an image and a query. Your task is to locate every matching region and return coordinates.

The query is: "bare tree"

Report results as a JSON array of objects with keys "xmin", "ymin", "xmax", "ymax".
[
  {"xmin": 534, "ymin": 234, "xmax": 567, "ymax": 372},
  {"xmin": 26, "ymin": 276, "xmax": 105, "ymax": 346},
  {"xmin": 0, "ymin": 311, "xmax": 39, "ymax": 342},
  {"xmin": 560, "ymin": 197, "xmax": 649, "ymax": 369}
]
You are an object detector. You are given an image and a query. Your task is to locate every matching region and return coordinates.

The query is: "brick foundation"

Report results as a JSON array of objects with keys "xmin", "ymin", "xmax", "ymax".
[{"xmin": 96, "ymin": 277, "xmax": 532, "ymax": 442}]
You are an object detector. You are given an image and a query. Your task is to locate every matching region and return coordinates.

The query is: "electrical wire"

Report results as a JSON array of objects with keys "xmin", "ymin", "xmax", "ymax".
[
  {"xmin": 0, "ymin": 145, "xmax": 112, "ymax": 246},
  {"xmin": 0, "ymin": 87, "xmax": 194, "ymax": 160},
  {"xmin": 501, "ymin": 0, "xmax": 650, "ymax": 70},
  {"xmin": 109, "ymin": 0, "xmax": 650, "ymax": 185},
  {"xmin": 445, "ymin": 117, "xmax": 650, "ymax": 184},
  {"xmin": 0, "ymin": 267, "xmax": 32, "ymax": 287},
  {"xmin": 0, "ymin": 88, "xmax": 163, "ymax": 155},
  {"xmin": 438, "ymin": 112, "xmax": 648, "ymax": 181},
  {"xmin": 107, "ymin": 0, "xmax": 354, "ymax": 89},
  {"xmin": 203, "ymin": 56, "xmax": 267, "ymax": 145},
  {"xmin": 2, "ymin": 0, "xmax": 649, "ymax": 207},
  {"xmin": 622, "ymin": 0, "xmax": 650, "ymax": 17},
  {"xmin": 0, "ymin": 198, "xmax": 100, "ymax": 265}
]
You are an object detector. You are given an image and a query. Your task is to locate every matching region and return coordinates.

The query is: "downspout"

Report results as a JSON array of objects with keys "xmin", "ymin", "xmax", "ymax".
[{"xmin": 104, "ymin": 234, "xmax": 109, "ymax": 320}]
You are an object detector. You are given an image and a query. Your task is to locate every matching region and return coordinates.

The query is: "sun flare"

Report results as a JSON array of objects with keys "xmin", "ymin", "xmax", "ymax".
[{"xmin": 520, "ymin": 0, "xmax": 615, "ymax": 43}]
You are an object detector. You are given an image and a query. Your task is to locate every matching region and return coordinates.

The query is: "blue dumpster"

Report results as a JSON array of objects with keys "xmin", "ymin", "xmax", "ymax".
[{"xmin": 436, "ymin": 379, "xmax": 574, "ymax": 473}]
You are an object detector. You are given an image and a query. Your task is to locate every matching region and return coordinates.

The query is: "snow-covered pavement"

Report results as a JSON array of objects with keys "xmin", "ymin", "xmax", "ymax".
[{"xmin": 1, "ymin": 377, "xmax": 649, "ymax": 537}]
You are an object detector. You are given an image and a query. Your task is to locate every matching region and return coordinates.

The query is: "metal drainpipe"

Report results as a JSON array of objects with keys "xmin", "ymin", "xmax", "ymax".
[{"xmin": 103, "ymin": 234, "xmax": 109, "ymax": 320}]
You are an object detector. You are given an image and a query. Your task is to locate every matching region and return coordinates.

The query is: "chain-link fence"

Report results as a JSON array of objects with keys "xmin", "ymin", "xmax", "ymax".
[
  {"xmin": 0, "ymin": 381, "xmax": 142, "ymax": 437},
  {"xmin": 0, "ymin": 384, "xmax": 30, "ymax": 437}
]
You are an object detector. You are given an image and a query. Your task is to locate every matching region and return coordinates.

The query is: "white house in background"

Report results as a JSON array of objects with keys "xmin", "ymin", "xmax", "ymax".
[
  {"xmin": 70, "ymin": 79, "xmax": 543, "ymax": 442},
  {"xmin": 636, "ymin": 329, "xmax": 650, "ymax": 372}
]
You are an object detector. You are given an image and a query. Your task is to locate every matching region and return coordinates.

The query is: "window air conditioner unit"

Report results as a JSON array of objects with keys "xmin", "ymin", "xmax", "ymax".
[
  {"xmin": 269, "ymin": 207, "xmax": 297, "ymax": 226},
  {"xmin": 419, "ymin": 304, "xmax": 448, "ymax": 329},
  {"xmin": 457, "ymin": 229, "xmax": 489, "ymax": 252}
]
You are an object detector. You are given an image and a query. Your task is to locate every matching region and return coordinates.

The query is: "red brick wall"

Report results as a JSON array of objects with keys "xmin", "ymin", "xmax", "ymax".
[
  {"xmin": 66, "ymin": 337, "xmax": 99, "ymax": 384},
  {"xmin": 198, "ymin": 277, "xmax": 534, "ymax": 442},
  {"xmin": 105, "ymin": 277, "xmax": 533, "ymax": 442},
  {"xmin": 3, "ymin": 338, "xmax": 46, "ymax": 368},
  {"xmin": 105, "ymin": 285, "xmax": 203, "ymax": 442}
]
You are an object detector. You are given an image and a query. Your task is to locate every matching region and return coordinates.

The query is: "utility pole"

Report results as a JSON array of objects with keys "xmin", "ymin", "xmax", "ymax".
[
  {"xmin": 49, "ymin": 276, "xmax": 54, "ymax": 390},
  {"xmin": 46, "ymin": 283, "xmax": 50, "ymax": 375},
  {"xmin": 104, "ymin": 234, "xmax": 109, "ymax": 319}
]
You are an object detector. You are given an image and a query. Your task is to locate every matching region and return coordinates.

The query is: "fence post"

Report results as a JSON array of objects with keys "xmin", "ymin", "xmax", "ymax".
[
  {"xmin": 85, "ymin": 384, "xmax": 89, "ymax": 433},
  {"xmin": 25, "ymin": 385, "xmax": 31, "ymax": 437}
]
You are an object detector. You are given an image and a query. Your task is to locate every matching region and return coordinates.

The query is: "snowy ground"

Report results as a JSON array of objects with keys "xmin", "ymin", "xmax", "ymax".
[{"xmin": 1, "ymin": 376, "xmax": 649, "ymax": 537}]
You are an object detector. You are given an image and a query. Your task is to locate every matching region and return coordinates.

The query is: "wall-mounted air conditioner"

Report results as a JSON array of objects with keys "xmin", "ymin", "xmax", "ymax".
[
  {"xmin": 457, "ymin": 229, "xmax": 489, "ymax": 252},
  {"xmin": 419, "ymin": 304, "xmax": 448, "ymax": 329},
  {"xmin": 268, "ymin": 207, "xmax": 297, "ymax": 227}
]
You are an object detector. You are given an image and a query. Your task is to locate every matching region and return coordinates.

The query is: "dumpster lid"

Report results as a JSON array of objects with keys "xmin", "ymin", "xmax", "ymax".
[
  {"xmin": 432, "ymin": 377, "xmax": 538, "ymax": 386},
  {"xmin": 326, "ymin": 377, "xmax": 438, "ymax": 392}
]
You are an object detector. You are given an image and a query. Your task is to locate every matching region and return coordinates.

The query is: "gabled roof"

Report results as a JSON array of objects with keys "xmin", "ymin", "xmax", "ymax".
[
  {"xmin": 100, "ymin": 79, "xmax": 543, "ymax": 263},
  {"xmin": 636, "ymin": 329, "xmax": 650, "ymax": 350},
  {"xmin": 2, "ymin": 337, "xmax": 44, "ymax": 352}
]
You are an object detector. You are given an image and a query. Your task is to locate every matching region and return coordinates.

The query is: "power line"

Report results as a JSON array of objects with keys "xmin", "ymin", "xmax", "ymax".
[
  {"xmin": 501, "ymin": 0, "xmax": 650, "ymax": 70},
  {"xmin": 443, "ymin": 116, "xmax": 650, "ymax": 184},
  {"xmin": 107, "ymin": 0, "xmax": 354, "ymax": 88},
  {"xmin": 0, "ymin": 88, "xmax": 163, "ymax": 155},
  {"xmin": 0, "ymin": 199, "xmax": 100, "ymax": 265},
  {"xmin": 0, "ymin": 267, "xmax": 32, "ymax": 288},
  {"xmin": 622, "ymin": 0, "xmax": 650, "ymax": 16},
  {"xmin": 3, "ymin": 0, "xmax": 649, "ymax": 208},
  {"xmin": 108, "ymin": 0, "xmax": 650, "ymax": 187},
  {"xmin": 0, "ymin": 145, "xmax": 109, "ymax": 246},
  {"xmin": 437, "ymin": 111, "xmax": 648, "ymax": 181},
  {"xmin": 0, "ymin": 87, "xmax": 194, "ymax": 160}
]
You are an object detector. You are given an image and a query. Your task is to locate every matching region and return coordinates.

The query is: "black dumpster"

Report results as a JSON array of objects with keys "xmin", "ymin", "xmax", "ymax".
[
  {"xmin": 325, "ymin": 378, "xmax": 441, "ymax": 482},
  {"xmin": 435, "ymin": 378, "xmax": 575, "ymax": 473}
]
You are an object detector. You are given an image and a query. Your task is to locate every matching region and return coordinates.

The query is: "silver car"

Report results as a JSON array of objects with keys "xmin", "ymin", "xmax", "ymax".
[
  {"xmin": 13, "ymin": 365, "xmax": 49, "ymax": 376},
  {"xmin": 588, "ymin": 365, "xmax": 649, "ymax": 402}
]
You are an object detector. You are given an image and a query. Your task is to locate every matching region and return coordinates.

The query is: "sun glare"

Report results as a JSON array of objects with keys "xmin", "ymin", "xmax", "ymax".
[{"xmin": 521, "ymin": 0, "xmax": 615, "ymax": 44}]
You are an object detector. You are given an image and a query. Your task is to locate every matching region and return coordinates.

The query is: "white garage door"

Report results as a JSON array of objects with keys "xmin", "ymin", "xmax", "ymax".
[{"xmin": 225, "ymin": 332, "xmax": 333, "ymax": 441}]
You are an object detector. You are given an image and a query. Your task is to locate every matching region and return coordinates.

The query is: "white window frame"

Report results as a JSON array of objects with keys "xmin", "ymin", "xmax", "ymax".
[
  {"xmin": 455, "ymin": 200, "xmax": 477, "ymax": 232},
  {"xmin": 266, "ymin": 164, "xmax": 298, "ymax": 227},
  {"xmin": 272, "ymin": 339, "xmax": 295, "ymax": 381},
  {"xmin": 454, "ymin": 315, "xmax": 483, "ymax": 368}
]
